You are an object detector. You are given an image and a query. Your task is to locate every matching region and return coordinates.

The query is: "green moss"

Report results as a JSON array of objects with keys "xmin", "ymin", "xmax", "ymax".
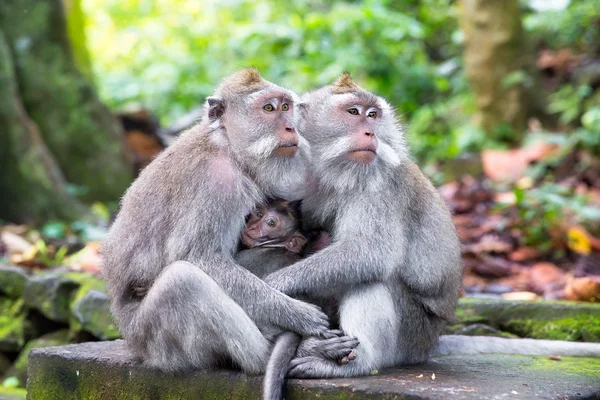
[
  {"xmin": 13, "ymin": 330, "xmax": 71, "ymax": 387},
  {"xmin": 530, "ymin": 356, "xmax": 600, "ymax": 377},
  {"xmin": 0, "ymin": 297, "xmax": 28, "ymax": 352},
  {"xmin": 504, "ymin": 316, "xmax": 600, "ymax": 342},
  {"xmin": 455, "ymin": 299, "xmax": 600, "ymax": 341},
  {"xmin": 0, "ymin": 386, "xmax": 26, "ymax": 399}
]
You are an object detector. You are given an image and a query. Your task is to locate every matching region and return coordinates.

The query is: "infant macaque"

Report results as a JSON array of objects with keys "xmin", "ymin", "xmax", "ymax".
[{"xmin": 236, "ymin": 199, "xmax": 330, "ymax": 278}]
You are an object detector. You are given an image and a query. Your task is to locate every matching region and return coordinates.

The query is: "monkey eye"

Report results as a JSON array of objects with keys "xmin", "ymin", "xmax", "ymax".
[
  {"xmin": 266, "ymin": 219, "xmax": 276, "ymax": 227},
  {"xmin": 263, "ymin": 104, "xmax": 275, "ymax": 112},
  {"xmin": 281, "ymin": 103, "xmax": 289, "ymax": 111},
  {"xmin": 367, "ymin": 110, "xmax": 377, "ymax": 118},
  {"xmin": 347, "ymin": 107, "xmax": 359, "ymax": 116},
  {"xmin": 256, "ymin": 211, "xmax": 264, "ymax": 218}
]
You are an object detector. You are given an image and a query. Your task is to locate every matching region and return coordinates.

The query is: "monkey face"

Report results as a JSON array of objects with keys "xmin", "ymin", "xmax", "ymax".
[
  {"xmin": 204, "ymin": 69, "xmax": 307, "ymax": 200},
  {"xmin": 296, "ymin": 74, "xmax": 406, "ymax": 191},
  {"xmin": 242, "ymin": 203, "xmax": 298, "ymax": 248}
]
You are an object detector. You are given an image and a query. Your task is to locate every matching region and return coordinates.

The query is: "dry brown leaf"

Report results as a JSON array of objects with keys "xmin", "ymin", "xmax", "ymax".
[
  {"xmin": 482, "ymin": 142, "xmax": 558, "ymax": 182},
  {"xmin": 565, "ymin": 276, "xmax": 600, "ymax": 302},
  {"xmin": 529, "ymin": 262, "xmax": 566, "ymax": 294},
  {"xmin": 509, "ymin": 247, "xmax": 541, "ymax": 262}
]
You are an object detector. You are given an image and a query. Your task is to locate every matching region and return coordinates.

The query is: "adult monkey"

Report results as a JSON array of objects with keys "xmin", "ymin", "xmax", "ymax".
[
  {"xmin": 102, "ymin": 69, "xmax": 345, "ymax": 374},
  {"xmin": 263, "ymin": 74, "xmax": 600, "ymax": 379},
  {"xmin": 263, "ymin": 74, "xmax": 463, "ymax": 378}
]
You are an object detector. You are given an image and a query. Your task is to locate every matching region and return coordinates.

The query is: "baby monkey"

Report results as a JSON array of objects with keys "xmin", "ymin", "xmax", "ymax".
[
  {"xmin": 236, "ymin": 200, "xmax": 347, "ymax": 400},
  {"xmin": 237, "ymin": 199, "xmax": 307, "ymax": 278}
]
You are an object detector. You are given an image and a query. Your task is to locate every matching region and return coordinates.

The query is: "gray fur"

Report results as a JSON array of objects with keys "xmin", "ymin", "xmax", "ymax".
[
  {"xmin": 434, "ymin": 335, "xmax": 600, "ymax": 357},
  {"xmin": 102, "ymin": 70, "xmax": 330, "ymax": 374},
  {"xmin": 263, "ymin": 76, "xmax": 464, "ymax": 378}
]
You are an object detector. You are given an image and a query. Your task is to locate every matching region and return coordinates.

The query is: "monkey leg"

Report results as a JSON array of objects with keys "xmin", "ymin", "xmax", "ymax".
[
  {"xmin": 288, "ymin": 284, "xmax": 398, "ymax": 378},
  {"xmin": 131, "ymin": 261, "xmax": 270, "ymax": 374}
]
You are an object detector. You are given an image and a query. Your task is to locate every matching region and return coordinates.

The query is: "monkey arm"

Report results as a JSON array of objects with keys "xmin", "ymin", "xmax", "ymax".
[
  {"xmin": 263, "ymin": 240, "xmax": 394, "ymax": 298},
  {"xmin": 193, "ymin": 254, "xmax": 330, "ymax": 336}
]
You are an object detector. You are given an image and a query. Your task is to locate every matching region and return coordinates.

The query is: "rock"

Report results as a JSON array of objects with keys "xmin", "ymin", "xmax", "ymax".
[
  {"xmin": 0, "ymin": 265, "xmax": 29, "ymax": 298},
  {"xmin": 23, "ymin": 271, "xmax": 80, "ymax": 322},
  {"xmin": 12, "ymin": 330, "xmax": 70, "ymax": 386},
  {"xmin": 27, "ymin": 341, "xmax": 600, "ymax": 399},
  {"xmin": 456, "ymin": 298, "xmax": 600, "ymax": 342},
  {"xmin": 453, "ymin": 323, "xmax": 517, "ymax": 338},
  {"xmin": 0, "ymin": 297, "xmax": 30, "ymax": 352},
  {"xmin": 71, "ymin": 290, "xmax": 119, "ymax": 340}
]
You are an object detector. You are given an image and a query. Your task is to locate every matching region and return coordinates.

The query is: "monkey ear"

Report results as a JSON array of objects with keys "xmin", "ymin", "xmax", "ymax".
[
  {"xmin": 285, "ymin": 233, "xmax": 307, "ymax": 254},
  {"xmin": 206, "ymin": 97, "xmax": 225, "ymax": 120}
]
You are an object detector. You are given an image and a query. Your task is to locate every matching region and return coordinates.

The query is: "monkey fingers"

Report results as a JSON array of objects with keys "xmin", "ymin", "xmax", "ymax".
[
  {"xmin": 321, "ymin": 329, "xmax": 345, "ymax": 339},
  {"xmin": 296, "ymin": 336, "xmax": 359, "ymax": 363},
  {"xmin": 287, "ymin": 356, "xmax": 338, "ymax": 378}
]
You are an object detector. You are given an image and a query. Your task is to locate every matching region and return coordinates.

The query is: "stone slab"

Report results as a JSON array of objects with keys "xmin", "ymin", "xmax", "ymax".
[{"xmin": 27, "ymin": 340, "xmax": 600, "ymax": 400}]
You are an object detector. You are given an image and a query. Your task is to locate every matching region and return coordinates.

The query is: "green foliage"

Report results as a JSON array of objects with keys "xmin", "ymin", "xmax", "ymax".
[
  {"xmin": 525, "ymin": 0, "xmax": 600, "ymax": 51},
  {"xmin": 83, "ymin": 0, "xmax": 599, "ymax": 165},
  {"xmin": 511, "ymin": 183, "xmax": 600, "ymax": 251}
]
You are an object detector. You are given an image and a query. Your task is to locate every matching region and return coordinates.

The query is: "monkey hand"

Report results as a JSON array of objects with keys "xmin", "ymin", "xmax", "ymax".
[
  {"xmin": 279, "ymin": 299, "xmax": 330, "ymax": 338},
  {"xmin": 296, "ymin": 335, "xmax": 359, "ymax": 364}
]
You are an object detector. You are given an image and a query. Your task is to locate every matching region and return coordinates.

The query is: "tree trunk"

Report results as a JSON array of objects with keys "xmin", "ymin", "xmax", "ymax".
[
  {"xmin": 459, "ymin": 0, "xmax": 541, "ymax": 142},
  {"xmin": 0, "ymin": 0, "xmax": 132, "ymax": 203},
  {"xmin": 0, "ymin": 31, "xmax": 88, "ymax": 223}
]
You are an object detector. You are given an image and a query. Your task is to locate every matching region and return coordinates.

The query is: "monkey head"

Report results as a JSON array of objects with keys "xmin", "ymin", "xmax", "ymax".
[
  {"xmin": 297, "ymin": 73, "xmax": 408, "ymax": 191},
  {"xmin": 204, "ymin": 69, "xmax": 307, "ymax": 200},
  {"xmin": 241, "ymin": 199, "xmax": 307, "ymax": 254}
]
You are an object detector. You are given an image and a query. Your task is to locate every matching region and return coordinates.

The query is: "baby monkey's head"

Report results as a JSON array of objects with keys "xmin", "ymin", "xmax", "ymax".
[{"xmin": 241, "ymin": 199, "xmax": 306, "ymax": 254}]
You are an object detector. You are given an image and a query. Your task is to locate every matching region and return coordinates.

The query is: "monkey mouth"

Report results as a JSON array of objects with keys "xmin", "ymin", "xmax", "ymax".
[
  {"xmin": 347, "ymin": 147, "xmax": 377, "ymax": 163},
  {"xmin": 274, "ymin": 142, "xmax": 299, "ymax": 157},
  {"xmin": 349, "ymin": 147, "xmax": 377, "ymax": 154}
]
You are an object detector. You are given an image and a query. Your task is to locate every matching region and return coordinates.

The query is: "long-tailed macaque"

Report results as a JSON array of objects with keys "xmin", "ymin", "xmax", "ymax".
[
  {"xmin": 235, "ymin": 200, "xmax": 353, "ymax": 400},
  {"xmin": 102, "ymin": 69, "xmax": 343, "ymax": 374},
  {"xmin": 262, "ymin": 74, "xmax": 464, "ymax": 378},
  {"xmin": 262, "ymin": 74, "xmax": 600, "ymax": 378}
]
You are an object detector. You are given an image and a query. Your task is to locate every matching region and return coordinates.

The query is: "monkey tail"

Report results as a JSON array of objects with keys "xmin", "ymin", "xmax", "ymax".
[
  {"xmin": 263, "ymin": 332, "xmax": 302, "ymax": 400},
  {"xmin": 433, "ymin": 335, "xmax": 600, "ymax": 357}
]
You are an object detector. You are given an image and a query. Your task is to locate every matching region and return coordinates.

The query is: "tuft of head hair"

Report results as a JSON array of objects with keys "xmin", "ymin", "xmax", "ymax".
[
  {"xmin": 215, "ymin": 68, "xmax": 268, "ymax": 97},
  {"xmin": 330, "ymin": 72, "xmax": 360, "ymax": 94}
]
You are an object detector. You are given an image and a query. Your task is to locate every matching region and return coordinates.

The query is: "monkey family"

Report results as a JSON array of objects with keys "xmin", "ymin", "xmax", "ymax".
[
  {"xmin": 102, "ymin": 68, "xmax": 462, "ymax": 398},
  {"xmin": 103, "ymin": 69, "xmax": 600, "ymax": 400}
]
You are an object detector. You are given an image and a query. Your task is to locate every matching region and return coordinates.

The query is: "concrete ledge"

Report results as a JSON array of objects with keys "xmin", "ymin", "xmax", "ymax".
[{"xmin": 27, "ymin": 340, "xmax": 600, "ymax": 399}]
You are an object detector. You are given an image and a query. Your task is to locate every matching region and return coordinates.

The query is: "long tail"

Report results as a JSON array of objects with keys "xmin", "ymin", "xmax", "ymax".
[
  {"xmin": 432, "ymin": 335, "xmax": 600, "ymax": 357},
  {"xmin": 263, "ymin": 332, "xmax": 302, "ymax": 400}
]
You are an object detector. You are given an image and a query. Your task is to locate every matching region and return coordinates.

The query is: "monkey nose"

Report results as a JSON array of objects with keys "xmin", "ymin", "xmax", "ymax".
[
  {"xmin": 285, "ymin": 126, "xmax": 296, "ymax": 133},
  {"xmin": 365, "ymin": 131, "xmax": 374, "ymax": 137}
]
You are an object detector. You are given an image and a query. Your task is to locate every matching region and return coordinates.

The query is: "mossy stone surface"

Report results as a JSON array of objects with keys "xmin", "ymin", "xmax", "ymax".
[
  {"xmin": 26, "ymin": 340, "xmax": 600, "ymax": 399},
  {"xmin": 23, "ymin": 271, "xmax": 80, "ymax": 323},
  {"xmin": 70, "ymin": 290, "xmax": 119, "ymax": 340},
  {"xmin": 0, "ymin": 265, "xmax": 29, "ymax": 299},
  {"xmin": 13, "ymin": 329, "xmax": 70, "ymax": 386},
  {"xmin": 455, "ymin": 298, "xmax": 600, "ymax": 341}
]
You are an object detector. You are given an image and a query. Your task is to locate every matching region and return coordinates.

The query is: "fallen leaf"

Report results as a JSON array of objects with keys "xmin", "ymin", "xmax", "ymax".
[
  {"xmin": 508, "ymin": 247, "xmax": 541, "ymax": 262},
  {"xmin": 529, "ymin": 263, "xmax": 566, "ymax": 294},
  {"xmin": 482, "ymin": 142, "xmax": 557, "ymax": 182},
  {"xmin": 565, "ymin": 276, "xmax": 600, "ymax": 302},
  {"xmin": 1, "ymin": 232, "xmax": 32, "ymax": 255},
  {"xmin": 548, "ymin": 355, "xmax": 562, "ymax": 361}
]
